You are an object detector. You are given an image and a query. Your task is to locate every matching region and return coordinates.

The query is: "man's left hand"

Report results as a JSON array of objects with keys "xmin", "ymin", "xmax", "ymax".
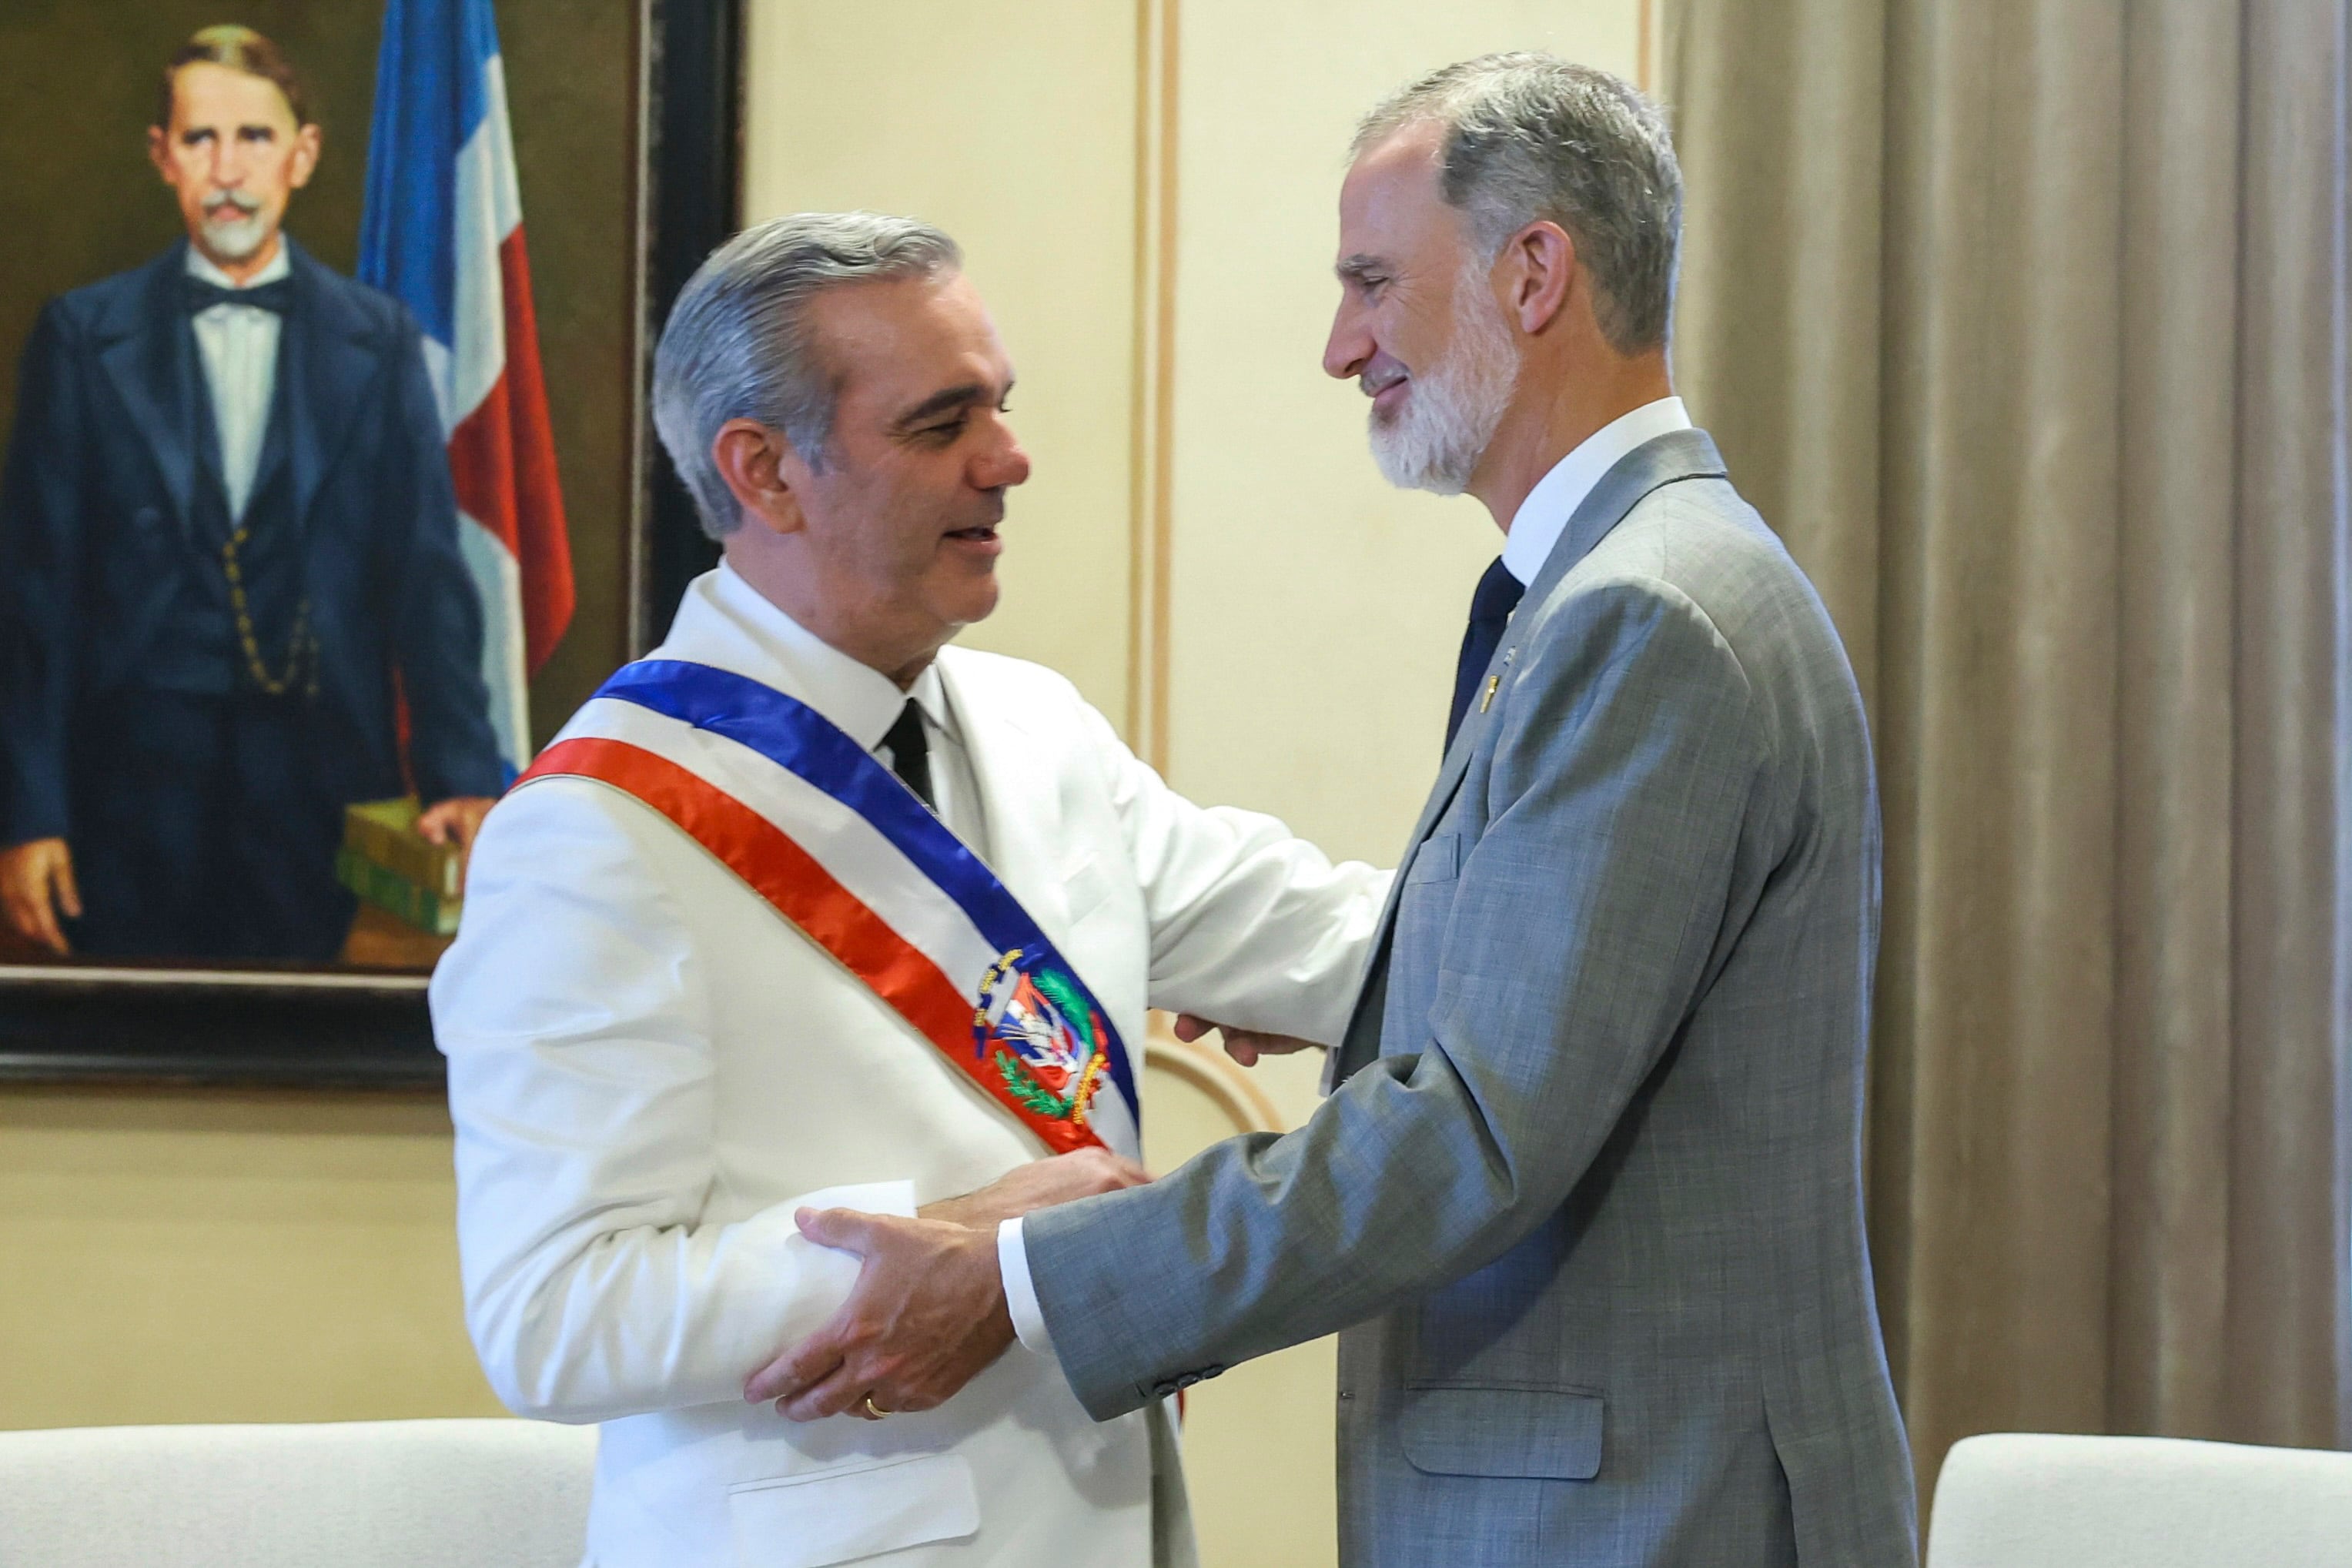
[
  {"xmin": 744, "ymin": 1208, "xmax": 1012, "ymax": 1421},
  {"xmin": 416, "ymin": 795, "xmax": 497, "ymax": 877},
  {"xmin": 1173, "ymin": 1011, "xmax": 1321, "ymax": 1068}
]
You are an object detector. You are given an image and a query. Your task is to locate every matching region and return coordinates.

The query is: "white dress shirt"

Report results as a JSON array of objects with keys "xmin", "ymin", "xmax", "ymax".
[
  {"xmin": 996, "ymin": 393, "xmax": 1697, "ymax": 1359},
  {"xmin": 1498, "ymin": 396, "xmax": 1692, "ymax": 586},
  {"xmin": 186, "ymin": 242, "xmax": 291, "ymax": 522},
  {"xmin": 705, "ymin": 564, "xmax": 990, "ymax": 857}
]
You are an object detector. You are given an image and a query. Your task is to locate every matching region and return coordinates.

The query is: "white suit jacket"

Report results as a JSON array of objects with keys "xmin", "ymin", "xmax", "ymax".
[{"xmin": 431, "ymin": 571, "xmax": 1387, "ymax": 1568}]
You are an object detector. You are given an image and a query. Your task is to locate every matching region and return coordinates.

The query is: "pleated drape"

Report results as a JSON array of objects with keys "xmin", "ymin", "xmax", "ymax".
[{"xmin": 1664, "ymin": 0, "xmax": 2351, "ymax": 1504}]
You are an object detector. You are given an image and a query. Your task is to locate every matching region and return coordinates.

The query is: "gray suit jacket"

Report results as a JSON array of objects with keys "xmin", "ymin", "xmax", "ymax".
[{"xmin": 1025, "ymin": 430, "xmax": 1917, "ymax": 1567}]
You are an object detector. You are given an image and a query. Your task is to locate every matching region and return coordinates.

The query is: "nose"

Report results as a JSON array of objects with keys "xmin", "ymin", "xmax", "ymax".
[
  {"xmin": 972, "ymin": 420, "xmax": 1030, "ymax": 490},
  {"xmin": 1324, "ymin": 295, "xmax": 1373, "ymax": 382}
]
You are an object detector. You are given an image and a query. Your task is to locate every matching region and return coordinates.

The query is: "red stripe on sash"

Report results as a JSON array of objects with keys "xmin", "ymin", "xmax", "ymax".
[{"xmin": 518, "ymin": 735, "xmax": 1103, "ymax": 1154}]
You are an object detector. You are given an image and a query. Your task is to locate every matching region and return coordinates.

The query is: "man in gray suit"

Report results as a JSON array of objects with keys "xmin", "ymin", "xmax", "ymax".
[{"xmin": 749, "ymin": 53, "xmax": 1917, "ymax": 1567}]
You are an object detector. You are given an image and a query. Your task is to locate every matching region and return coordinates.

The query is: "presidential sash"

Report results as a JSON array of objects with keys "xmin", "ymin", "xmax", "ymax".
[{"xmin": 514, "ymin": 658, "xmax": 1140, "ymax": 1159}]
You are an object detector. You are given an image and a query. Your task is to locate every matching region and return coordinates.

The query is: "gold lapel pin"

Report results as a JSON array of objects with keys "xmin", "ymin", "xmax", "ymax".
[{"xmin": 1479, "ymin": 674, "xmax": 1501, "ymax": 713}]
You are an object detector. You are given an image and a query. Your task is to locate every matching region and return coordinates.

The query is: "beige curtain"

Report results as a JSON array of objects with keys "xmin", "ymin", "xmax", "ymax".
[{"xmin": 1664, "ymin": 0, "xmax": 2352, "ymax": 1504}]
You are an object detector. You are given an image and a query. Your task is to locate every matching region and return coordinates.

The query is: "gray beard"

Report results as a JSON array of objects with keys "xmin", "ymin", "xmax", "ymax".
[
  {"xmin": 199, "ymin": 204, "xmax": 272, "ymax": 264},
  {"xmin": 1368, "ymin": 259, "xmax": 1521, "ymax": 496}
]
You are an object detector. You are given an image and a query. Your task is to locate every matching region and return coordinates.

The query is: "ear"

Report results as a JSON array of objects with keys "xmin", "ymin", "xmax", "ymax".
[
  {"xmin": 712, "ymin": 419, "xmax": 810, "ymax": 538},
  {"xmin": 146, "ymin": 125, "xmax": 173, "ymax": 184},
  {"xmin": 1499, "ymin": 220, "xmax": 1577, "ymax": 336},
  {"xmin": 289, "ymin": 122, "xmax": 323, "ymax": 189}
]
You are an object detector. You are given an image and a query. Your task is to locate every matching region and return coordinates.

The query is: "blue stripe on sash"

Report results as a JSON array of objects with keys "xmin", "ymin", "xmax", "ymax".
[{"xmin": 594, "ymin": 658, "xmax": 1141, "ymax": 1117}]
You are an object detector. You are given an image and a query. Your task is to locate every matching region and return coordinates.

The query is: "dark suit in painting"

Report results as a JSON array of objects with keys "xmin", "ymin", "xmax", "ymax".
[{"xmin": 0, "ymin": 239, "xmax": 501, "ymax": 961}]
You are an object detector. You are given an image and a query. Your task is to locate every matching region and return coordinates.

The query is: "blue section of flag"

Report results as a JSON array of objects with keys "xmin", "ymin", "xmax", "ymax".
[
  {"xmin": 358, "ymin": 0, "xmax": 504, "ymax": 349},
  {"xmin": 597, "ymin": 658, "xmax": 1143, "ymax": 1117}
]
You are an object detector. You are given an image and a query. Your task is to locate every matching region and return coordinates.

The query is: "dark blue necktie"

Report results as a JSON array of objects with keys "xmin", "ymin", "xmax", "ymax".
[
  {"xmin": 185, "ymin": 276, "xmax": 294, "ymax": 315},
  {"xmin": 1445, "ymin": 557, "xmax": 1524, "ymax": 753}
]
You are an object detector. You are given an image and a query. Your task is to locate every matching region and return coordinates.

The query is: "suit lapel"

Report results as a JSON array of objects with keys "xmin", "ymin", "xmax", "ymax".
[
  {"xmin": 1333, "ymin": 428, "xmax": 1733, "ymax": 1078},
  {"xmin": 286, "ymin": 239, "xmax": 376, "ymax": 533},
  {"xmin": 1393, "ymin": 430, "xmax": 1733, "ymax": 864},
  {"xmin": 932, "ymin": 653, "xmax": 1073, "ymax": 942},
  {"xmin": 95, "ymin": 248, "xmax": 201, "ymax": 539}
]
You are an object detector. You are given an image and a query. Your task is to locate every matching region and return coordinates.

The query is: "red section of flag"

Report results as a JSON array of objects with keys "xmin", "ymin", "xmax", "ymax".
[{"xmin": 444, "ymin": 224, "xmax": 575, "ymax": 674}]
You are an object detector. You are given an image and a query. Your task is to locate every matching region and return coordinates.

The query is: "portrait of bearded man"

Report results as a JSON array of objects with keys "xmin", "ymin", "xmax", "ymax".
[{"xmin": 0, "ymin": 24, "xmax": 502, "ymax": 964}]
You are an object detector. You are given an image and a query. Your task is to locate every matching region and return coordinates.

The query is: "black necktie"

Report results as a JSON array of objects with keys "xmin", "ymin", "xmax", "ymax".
[
  {"xmin": 881, "ymin": 700, "xmax": 935, "ymax": 809},
  {"xmin": 1446, "ymin": 557, "xmax": 1524, "ymax": 753},
  {"xmin": 185, "ymin": 276, "xmax": 294, "ymax": 316}
]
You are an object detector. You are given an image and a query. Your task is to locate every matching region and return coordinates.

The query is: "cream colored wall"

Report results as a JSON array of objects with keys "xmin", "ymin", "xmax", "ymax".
[
  {"xmin": 0, "ymin": 1088, "xmax": 500, "ymax": 1429},
  {"xmin": 1159, "ymin": 3, "xmax": 1648, "ymax": 871},
  {"xmin": 739, "ymin": 0, "xmax": 1140, "ymax": 733}
]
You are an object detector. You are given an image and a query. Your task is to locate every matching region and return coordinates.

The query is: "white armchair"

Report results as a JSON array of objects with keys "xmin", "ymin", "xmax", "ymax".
[
  {"xmin": 1928, "ymin": 1432, "xmax": 2352, "ymax": 1568},
  {"xmin": 0, "ymin": 1418, "xmax": 594, "ymax": 1568}
]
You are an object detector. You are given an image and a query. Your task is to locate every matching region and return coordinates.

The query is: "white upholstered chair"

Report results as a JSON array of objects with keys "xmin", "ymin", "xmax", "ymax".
[
  {"xmin": 0, "ymin": 1418, "xmax": 594, "ymax": 1567},
  {"xmin": 1927, "ymin": 1431, "xmax": 2352, "ymax": 1568}
]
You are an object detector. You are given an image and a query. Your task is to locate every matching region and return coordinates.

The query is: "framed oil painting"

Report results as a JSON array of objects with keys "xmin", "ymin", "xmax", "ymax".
[{"xmin": 0, "ymin": 0, "xmax": 738, "ymax": 1083}]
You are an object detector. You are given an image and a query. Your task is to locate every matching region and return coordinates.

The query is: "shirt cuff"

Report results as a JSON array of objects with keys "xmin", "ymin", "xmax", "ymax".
[{"xmin": 998, "ymin": 1216, "xmax": 1058, "ymax": 1361}]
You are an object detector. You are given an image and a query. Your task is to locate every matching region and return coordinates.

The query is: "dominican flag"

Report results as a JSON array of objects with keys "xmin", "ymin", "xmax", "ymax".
[{"xmin": 359, "ymin": 0, "xmax": 574, "ymax": 777}]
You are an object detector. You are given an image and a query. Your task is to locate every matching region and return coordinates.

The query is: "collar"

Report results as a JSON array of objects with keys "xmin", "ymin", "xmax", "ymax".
[
  {"xmin": 1499, "ymin": 396, "xmax": 1692, "ymax": 586},
  {"xmin": 704, "ymin": 563, "xmax": 954, "ymax": 752},
  {"xmin": 905, "ymin": 662, "xmax": 959, "ymax": 744},
  {"xmin": 185, "ymin": 239, "xmax": 293, "ymax": 293}
]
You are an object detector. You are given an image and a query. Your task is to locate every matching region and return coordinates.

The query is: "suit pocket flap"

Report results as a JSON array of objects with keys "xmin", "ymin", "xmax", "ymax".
[
  {"xmin": 1400, "ymin": 1386, "xmax": 1604, "ymax": 1480},
  {"xmin": 1405, "ymin": 834, "xmax": 1463, "ymax": 884},
  {"xmin": 728, "ymin": 1453, "xmax": 980, "ymax": 1568}
]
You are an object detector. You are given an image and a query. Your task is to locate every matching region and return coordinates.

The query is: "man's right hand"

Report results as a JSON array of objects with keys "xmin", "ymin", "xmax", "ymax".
[
  {"xmin": 0, "ymin": 838, "xmax": 79, "ymax": 955},
  {"xmin": 918, "ymin": 1148, "xmax": 1151, "ymax": 1229}
]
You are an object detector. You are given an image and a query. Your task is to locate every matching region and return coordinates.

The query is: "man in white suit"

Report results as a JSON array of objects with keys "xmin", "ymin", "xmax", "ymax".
[{"xmin": 429, "ymin": 212, "xmax": 1387, "ymax": 1568}]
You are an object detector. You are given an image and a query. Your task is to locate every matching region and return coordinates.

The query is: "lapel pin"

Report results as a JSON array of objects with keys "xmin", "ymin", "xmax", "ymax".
[{"xmin": 1479, "ymin": 674, "xmax": 1501, "ymax": 714}]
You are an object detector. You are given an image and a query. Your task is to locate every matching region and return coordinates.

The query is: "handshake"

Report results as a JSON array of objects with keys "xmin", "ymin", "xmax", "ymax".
[{"xmin": 741, "ymin": 1015, "xmax": 1313, "ymax": 1421}]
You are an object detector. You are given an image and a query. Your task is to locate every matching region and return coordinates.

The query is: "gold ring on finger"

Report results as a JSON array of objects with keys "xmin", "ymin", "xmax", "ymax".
[{"xmin": 862, "ymin": 1393, "xmax": 891, "ymax": 1419}]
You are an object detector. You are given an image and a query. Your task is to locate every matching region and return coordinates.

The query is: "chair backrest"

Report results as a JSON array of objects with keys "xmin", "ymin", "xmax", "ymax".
[
  {"xmin": 1928, "ymin": 1432, "xmax": 2352, "ymax": 1568},
  {"xmin": 0, "ymin": 1418, "xmax": 595, "ymax": 1568}
]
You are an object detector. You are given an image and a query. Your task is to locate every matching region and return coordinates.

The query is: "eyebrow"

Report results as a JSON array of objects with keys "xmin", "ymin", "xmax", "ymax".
[
  {"xmin": 1336, "ymin": 253, "xmax": 1390, "ymax": 283},
  {"xmin": 890, "ymin": 379, "xmax": 1012, "ymax": 431},
  {"xmin": 179, "ymin": 123, "xmax": 278, "ymax": 142}
]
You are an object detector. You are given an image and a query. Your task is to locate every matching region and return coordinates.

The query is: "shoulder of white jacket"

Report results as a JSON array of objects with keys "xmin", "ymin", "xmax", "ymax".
[
  {"xmin": 933, "ymin": 644, "xmax": 1096, "ymax": 715},
  {"xmin": 479, "ymin": 770, "xmax": 692, "ymax": 866},
  {"xmin": 639, "ymin": 579, "xmax": 788, "ymax": 685}
]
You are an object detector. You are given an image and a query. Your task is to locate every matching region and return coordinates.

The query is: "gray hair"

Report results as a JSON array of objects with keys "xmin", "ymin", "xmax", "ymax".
[
  {"xmin": 652, "ymin": 211, "xmax": 963, "ymax": 538},
  {"xmin": 1354, "ymin": 53, "xmax": 1681, "ymax": 353}
]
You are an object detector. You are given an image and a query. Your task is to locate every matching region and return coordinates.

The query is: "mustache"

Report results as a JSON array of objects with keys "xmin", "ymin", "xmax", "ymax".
[
  {"xmin": 202, "ymin": 189, "xmax": 265, "ymax": 215},
  {"xmin": 1357, "ymin": 359, "xmax": 1410, "ymax": 399}
]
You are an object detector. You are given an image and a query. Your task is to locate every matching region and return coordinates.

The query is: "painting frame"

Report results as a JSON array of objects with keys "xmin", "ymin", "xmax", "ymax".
[{"xmin": 0, "ymin": 0, "xmax": 744, "ymax": 1088}]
